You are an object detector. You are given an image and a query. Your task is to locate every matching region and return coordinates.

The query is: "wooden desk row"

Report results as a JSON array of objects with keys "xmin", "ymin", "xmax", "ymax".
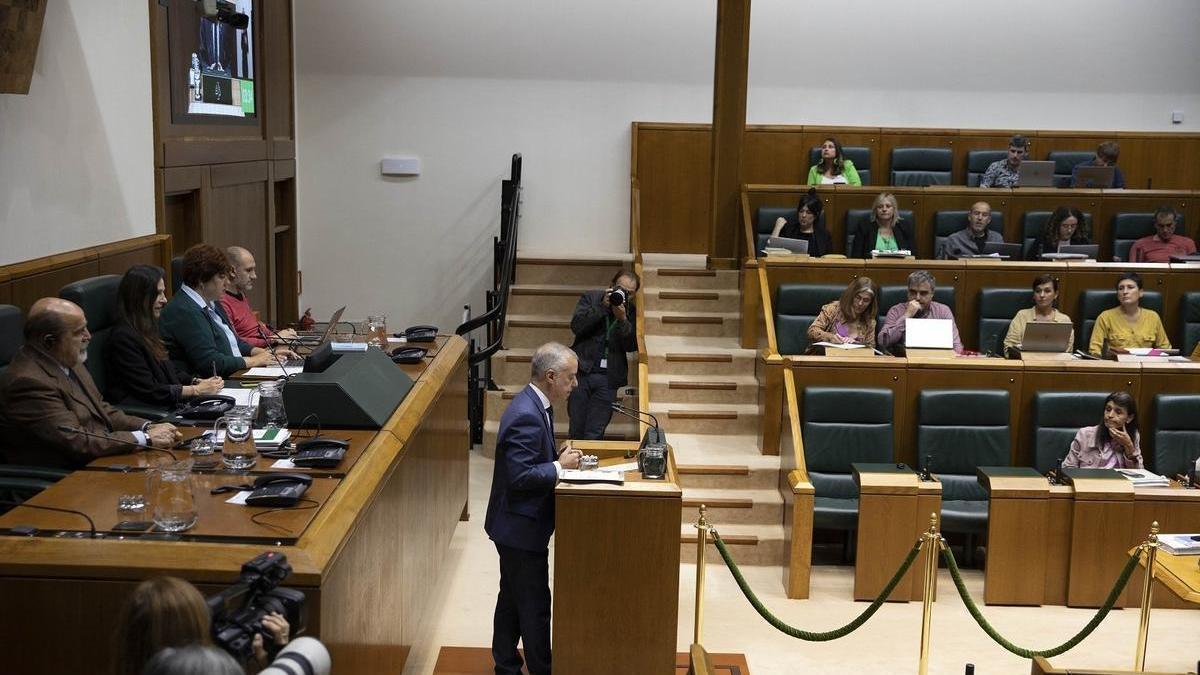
[
  {"xmin": 740, "ymin": 184, "xmax": 1199, "ymax": 261},
  {"xmin": 762, "ymin": 353, "xmax": 1200, "ymax": 472},
  {"xmin": 743, "ymin": 257, "xmax": 1200, "ymax": 352},
  {"xmin": 0, "ymin": 336, "xmax": 470, "ymax": 675},
  {"xmin": 852, "ymin": 465, "xmax": 1200, "ymax": 610}
]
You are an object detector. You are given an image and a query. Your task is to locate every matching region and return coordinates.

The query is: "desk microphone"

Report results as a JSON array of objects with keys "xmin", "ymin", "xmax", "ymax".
[
  {"xmin": 610, "ymin": 401, "xmax": 665, "ymax": 446},
  {"xmin": 56, "ymin": 425, "xmax": 177, "ymax": 460},
  {"xmin": 0, "ymin": 500, "xmax": 98, "ymax": 537},
  {"xmin": 919, "ymin": 454, "xmax": 933, "ymax": 482},
  {"xmin": 257, "ymin": 326, "xmax": 299, "ymax": 382},
  {"xmin": 1046, "ymin": 457, "xmax": 1064, "ymax": 485}
]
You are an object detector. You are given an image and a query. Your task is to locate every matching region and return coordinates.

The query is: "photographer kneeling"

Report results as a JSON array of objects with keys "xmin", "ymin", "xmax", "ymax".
[{"xmin": 568, "ymin": 270, "xmax": 640, "ymax": 440}]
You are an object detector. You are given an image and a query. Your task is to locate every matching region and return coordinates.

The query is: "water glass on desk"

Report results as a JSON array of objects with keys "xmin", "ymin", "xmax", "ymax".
[
  {"xmin": 367, "ymin": 314, "xmax": 388, "ymax": 348},
  {"xmin": 189, "ymin": 434, "xmax": 219, "ymax": 470}
]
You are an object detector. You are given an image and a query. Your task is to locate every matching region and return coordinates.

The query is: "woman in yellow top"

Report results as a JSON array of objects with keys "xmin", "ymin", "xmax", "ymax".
[
  {"xmin": 807, "ymin": 277, "xmax": 880, "ymax": 350},
  {"xmin": 1002, "ymin": 274, "xmax": 1074, "ymax": 355},
  {"xmin": 1088, "ymin": 272, "xmax": 1171, "ymax": 356}
]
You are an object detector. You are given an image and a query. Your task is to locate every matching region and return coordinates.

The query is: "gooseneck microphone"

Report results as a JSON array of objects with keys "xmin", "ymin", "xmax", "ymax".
[
  {"xmin": 0, "ymin": 501, "xmax": 98, "ymax": 537},
  {"xmin": 256, "ymin": 326, "xmax": 298, "ymax": 382},
  {"xmin": 57, "ymin": 425, "xmax": 177, "ymax": 460}
]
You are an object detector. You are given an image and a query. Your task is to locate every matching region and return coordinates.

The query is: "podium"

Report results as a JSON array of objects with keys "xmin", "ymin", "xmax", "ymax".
[
  {"xmin": 552, "ymin": 440, "xmax": 681, "ymax": 675},
  {"xmin": 852, "ymin": 463, "xmax": 941, "ymax": 602}
]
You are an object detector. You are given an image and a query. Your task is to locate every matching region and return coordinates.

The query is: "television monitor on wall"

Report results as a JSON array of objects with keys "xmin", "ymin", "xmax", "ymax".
[{"xmin": 172, "ymin": 0, "xmax": 256, "ymax": 121}]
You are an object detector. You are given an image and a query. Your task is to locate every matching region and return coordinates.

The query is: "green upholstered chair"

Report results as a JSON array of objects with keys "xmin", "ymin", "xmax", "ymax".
[
  {"xmin": 1020, "ymin": 210, "xmax": 1093, "ymax": 260},
  {"xmin": 966, "ymin": 150, "xmax": 1006, "ymax": 187},
  {"xmin": 0, "ymin": 465, "xmax": 69, "ymax": 513},
  {"xmin": 932, "ymin": 210, "xmax": 1005, "ymax": 259},
  {"xmin": 918, "ymin": 389, "xmax": 1011, "ymax": 561},
  {"xmin": 1076, "ymin": 289, "xmax": 1164, "ymax": 351},
  {"xmin": 1152, "ymin": 394, "xmax": 1200, "ymax": 477},
  {"xmin": 754, "ymin": 206, "xmax": 828, "ymax": 254},
  {"xmin": 890, "ymin": 147, "xmax": 952, "ymax": 187},
  {"xmin": 977, "ymin": 288, "xmax": 1028, "ymax": 356},
  {"xmin": 774, "ymin": 284, "xmax": 844, "ymax": 355},
  {"xmin": 1047, "ymin": 151, "xmax": 1094, "ymax": 188},
  {"xmin": 803, "ymin": 387, "xmax": 894, "ymax": 540},
  {"xmin": 58, "ymin": 275, "xmax": 121, "ymax": 397},
  {"xmin": 1113, "ymin": 212, "xmax": 1187, "ymax": 262},
  {"xmin": 844, "ymin": 208, "xmax": 915, "ymax": 254},
  {"xmin": 807, "ymin": 146, "xmax": 873, "ymax": 185},
  {"xmin": 0, "ymin": 305, "xmax": 22, "ymax": 380},
  {"xmin": 1181, "ymin": 292, "xmax": 1200, "ymax": 356},
  {"xmin": 1031, "ymin": 392, "xmax": 1109, "ymax": 474}
]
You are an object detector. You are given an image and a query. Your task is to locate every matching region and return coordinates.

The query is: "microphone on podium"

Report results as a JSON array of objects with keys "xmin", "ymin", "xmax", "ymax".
[
  {"xmin": 609, "ymin": 401, "xmax": 665, "ymax": 447},
  {"xmin": 57, "ymin": 425, "xmax": 177, "ymax": 460},
  {"xmin": 609, "ymin": 401, "xmax": 668, "ymax": 479}
]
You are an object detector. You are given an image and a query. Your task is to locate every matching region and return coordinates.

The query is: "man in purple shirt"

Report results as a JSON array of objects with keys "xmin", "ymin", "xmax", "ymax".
[
  {"xmin": 1128, "ymin": 207, "xmax": 1196, "ymax": 263},
  {"xmin": 878, "ymin": 270, "xmax": 963, "ymax": 353}
]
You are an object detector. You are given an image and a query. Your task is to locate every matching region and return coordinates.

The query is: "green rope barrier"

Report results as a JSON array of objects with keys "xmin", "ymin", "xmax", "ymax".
[
  {"xmin": 940, "ymin": 542, "xmax": 1142, "ymax": 658},
  {"xmin": 713, "ymin": 531, "xmax": 923, "ymax": 641}
]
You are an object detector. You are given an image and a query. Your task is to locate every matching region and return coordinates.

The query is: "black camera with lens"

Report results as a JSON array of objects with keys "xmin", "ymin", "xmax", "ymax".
[
  {"xmin": 208, "ymin": 552, "xmax": 306, "ymax": 662},
  {"xmin": 607, "ymin": 287, "xmax": 627, "ymax": 307}
]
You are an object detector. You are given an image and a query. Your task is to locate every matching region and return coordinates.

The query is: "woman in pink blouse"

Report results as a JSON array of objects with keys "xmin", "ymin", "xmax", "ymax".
[{"xmin": 1062, "ymin": 392, "xmax": 1143, "ymax": 469}]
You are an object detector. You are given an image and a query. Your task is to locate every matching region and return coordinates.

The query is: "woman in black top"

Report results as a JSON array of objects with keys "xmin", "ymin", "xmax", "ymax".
[
  {"xmin": 768, "ymin": 188, "xmax": 834, "ymax": 257},
  {"xmin": 849, "ymin": 192, "xmax": 915, "ymax": 259},
  {"xmin": 1028, "ymin": 206, "xmax": 1091, "ymax": 260},
  {"xmin": 107, "ymin": 265, "xmax": 224, "ymax": 407}
]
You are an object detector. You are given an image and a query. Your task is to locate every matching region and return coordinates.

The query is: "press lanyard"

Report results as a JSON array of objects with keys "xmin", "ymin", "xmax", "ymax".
[{"xmin": 602, "ymin": 316, "xmax": 617, "ymax": 360}]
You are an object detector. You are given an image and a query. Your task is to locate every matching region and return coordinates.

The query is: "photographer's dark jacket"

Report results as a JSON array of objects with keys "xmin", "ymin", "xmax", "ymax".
[{"xmin": 569, "ymin": 290, "xmax": 637, "ymax": 387}]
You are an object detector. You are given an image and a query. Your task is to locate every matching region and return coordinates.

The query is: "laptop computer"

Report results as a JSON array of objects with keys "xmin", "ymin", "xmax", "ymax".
[
  {"xmin": 971, "ymin": 241, "xmax": 1022, "ymax": 259},
  {"xmin": 1020, "ymin": 322, "xmax": 1073, "ymax": 353},
  {"xmin": 1073, "ymin": 165, "xmax": 1116, "ymax": 189},
  {"xmin": 294, "ymin": 306, "xmax": 346, "ymax": 345},
  {"xmin": 1017, "ymin": 160, "xmax": 1055, "ymax": 187},
  {"xmin": 764, "ymin": 236, "xmax": 809, "ymax": 254},
  {"xmin": 1040, "ymin": 244, "xmax": 1099, "ymax": 261},
  {"xmin": 904, "ymin": 318, "xmax": 954, "ymax": 349}
]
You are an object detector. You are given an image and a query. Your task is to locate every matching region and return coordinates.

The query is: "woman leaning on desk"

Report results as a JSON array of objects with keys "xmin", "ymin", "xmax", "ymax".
[
  {"xmin": 107, "ymin": 265, "xmax": 224, "ymax": 408},
  {"xmin": 849, "ymin": 192, "xmax": 914, "ymax": 258},
  {"xmin": 1002, "ymin": 274, "xmax": 1074, "ymax": 355},
  {"xmin": 768, "ymin": 188, "xmax": 834, "ymax": 257},
  {"xmin": 1027, "ymin": 206, "xmax": 1092, "ymax": 260},
  {"xmin": 806, "ymin": 137, "xmax": 862, "ymax": 186},
  {"xmin": 1061, "ymin": 391, "xmax": 1143, "ymax": 469},
  {"xmin": 807, "ymin": 276, "xmax": 880, "ymax": 350},
  {"xmin": 1087, "ymin": 272, "xmax": 1171, "ymax": 356}
]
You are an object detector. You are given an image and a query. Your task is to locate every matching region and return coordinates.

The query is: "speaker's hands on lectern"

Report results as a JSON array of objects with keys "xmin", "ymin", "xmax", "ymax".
[{"xmin": 558, "ymin": 444, "xmax": 582, "ymax": 470}]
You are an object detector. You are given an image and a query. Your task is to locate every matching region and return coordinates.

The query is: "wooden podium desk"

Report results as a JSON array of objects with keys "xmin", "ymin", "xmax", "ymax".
[
  {"xmin": 1137, "ymin": 549, "xmax": 1200, "ymax": 606},
  {"xmin": 852, "ymin": 463, "xmax": 941, "ymax": 602},
  {"xmin": 0, "ymin": 335, "xmax": 470, "ymax": 675},
  {"xmin": 978, "ymin": 466, "xmax": 1050, "ymax": 606},
  {"xmin": 553, "ymin": 440, "xmax": 681, "ymax": 675}
]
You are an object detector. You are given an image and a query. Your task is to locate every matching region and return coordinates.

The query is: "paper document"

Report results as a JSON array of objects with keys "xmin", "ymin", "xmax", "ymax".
[
  {"xmin": 813, "ymin": 341, "xmax": 866, "ymax": 350},
  {"xmin": 225, "ymin": 491, "xmax": 252, "ymax": 505},
  {"xmin": 601, "ymin": 462, "xmax": 640, "ymax": 473},
  {"xmin": 219, "ymin": 387, "xmax": 257, "ymax": 408},
  {"xmin": 271, "ymin": 459, "xmax": 297, "ymax": 469},
  {"xmin": 560, "ymin": 469, "xmax": 624, "ymax": 483},
  {"xmin": 243, "ymin": 366, "xmax": 303, "ymax": 377},
  {"xmin": 1157, "ymin": 534, "xmax": 1200, "ymax": 555}
]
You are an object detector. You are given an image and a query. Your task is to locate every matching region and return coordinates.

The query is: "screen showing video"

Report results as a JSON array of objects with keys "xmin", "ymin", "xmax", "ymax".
[{"xmin": 185, "ymin": 0, "xmax": 255, "ymax": 117}]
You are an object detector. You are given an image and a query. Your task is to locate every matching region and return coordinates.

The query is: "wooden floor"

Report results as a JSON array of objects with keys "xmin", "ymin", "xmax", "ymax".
[{"xmin": 433, "ymin": 646, "xmax": 751, "ymax": 674}]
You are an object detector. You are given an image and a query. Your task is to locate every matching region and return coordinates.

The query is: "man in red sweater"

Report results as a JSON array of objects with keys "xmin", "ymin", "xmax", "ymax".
[{"xmin": 219, "ymin": 246, "xmax": 297, "ymax": 348}]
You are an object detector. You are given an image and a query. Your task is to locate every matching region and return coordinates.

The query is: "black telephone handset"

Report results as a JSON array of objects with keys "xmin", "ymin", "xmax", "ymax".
[
  {"xmin": 397, "ymin": 324, "xmax": 438, "ymax": 343},
  {"xmin": 292, "ymin": 437, "xmax": 349, "ymax": 468},
  {"xmin": 176, "ymin": 394, "xmax": 236, "ymax": 421},
  {"xmin": 246, "ymin": 473, "xmax": 312, "ymax": 507}
]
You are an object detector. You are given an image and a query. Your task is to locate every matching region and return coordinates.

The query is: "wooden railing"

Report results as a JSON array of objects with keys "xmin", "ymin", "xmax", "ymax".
[{"xmin": 634, "ymin": 257, "xmax": 650, "ymax": 439}]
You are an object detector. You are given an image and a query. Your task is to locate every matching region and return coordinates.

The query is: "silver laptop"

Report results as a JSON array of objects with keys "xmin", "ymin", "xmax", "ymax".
[
  {"xmin": 1017, "ymin": 160, "xmax": 1055, "ymax": 188},
  {"xmin": 764, "ymin": 236, "xmax": 809, "ymax": 254},
  {"xmin": 1074, "ymin": 165, "xmax": 1116, "ymax": 189},
  {"xmin": 1020, "ymin": 322, "xmax": 1073, "ymax": 353},
  {"xmin": 295, "ymin": 306, "xmax": 347, "ymax": 345},
  {"xmin": 975, "ymin": 241, "xmax": 1021, "ymax": 259},
  {"xmin": 905, "ymin": 318, "xmax": 954, "ymax": 349}
]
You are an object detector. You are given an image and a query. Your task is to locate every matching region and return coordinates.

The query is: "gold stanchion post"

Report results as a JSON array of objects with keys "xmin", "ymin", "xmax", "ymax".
[
  {"xmin": 694, "ymin": 504, "xmax": 711, "ymax": 646},
  {"xmin": 918, "ymin": 513, "xmax": 941, "ymax": 675},
  {"xmin": 1133, "ymin": 521, "xmax": 1159, "ymax": 672}
]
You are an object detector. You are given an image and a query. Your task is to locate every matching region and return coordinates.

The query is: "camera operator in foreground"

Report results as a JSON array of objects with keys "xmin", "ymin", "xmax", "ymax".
[{"xmin": 567, "ymin": 270, "xmax": 640, "ymax": 440}]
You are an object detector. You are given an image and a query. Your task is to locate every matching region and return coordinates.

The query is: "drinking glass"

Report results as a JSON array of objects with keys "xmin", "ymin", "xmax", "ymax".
[
  {"xmin": 146, "ymin": 458, "xmax": 197, "ymax": 532},
  {"xmin": 367, "ymin": 314, "xmax": 388, "ymax": 348},
  {"xmin": 189, "ymin": 433, "xmax": 219, "ymax": 470},
  {"xmin": 640, "ymin": 446, "xmax": 666, "ymax": 480}
]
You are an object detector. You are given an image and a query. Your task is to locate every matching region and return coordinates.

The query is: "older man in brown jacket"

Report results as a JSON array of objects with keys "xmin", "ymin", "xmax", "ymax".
[{"xmin": 0, "ymin": 298, "xmax": 179, "ymax": 469}]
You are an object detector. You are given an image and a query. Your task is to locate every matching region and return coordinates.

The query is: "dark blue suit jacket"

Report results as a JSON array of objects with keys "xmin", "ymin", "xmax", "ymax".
[{"xmin": 485, "ymin": 385, "xmax": 559, "ymax": 552}]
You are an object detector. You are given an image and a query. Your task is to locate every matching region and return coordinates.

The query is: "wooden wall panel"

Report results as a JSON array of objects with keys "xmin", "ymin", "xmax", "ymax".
[
  {"xmin": 0, "ymin": 0, "xmax": 47, "ymax": 94},
  {"xmin": 799, "ymin": 128, "xmax": 882, "ymax": 184},
  {"xmin": 743, "ymin": 128, "xmax": 807, "ymax": 185},
  {"xmin": 208, "ymin": 180, "xmax": 271, "ymax": 313},
  {"xmin": 635, "ymin": 125, "xmax": 712, "ymax": 254}
]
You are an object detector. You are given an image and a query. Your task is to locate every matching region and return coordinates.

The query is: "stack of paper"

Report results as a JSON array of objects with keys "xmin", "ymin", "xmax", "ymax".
[
  {"xmin": 1157, "ymin": 534, "xmax": 1200, "ymax": 555},
  {"xmin": 216, "ymin": 427, "xmax": 291, "ymax": 448},
  {"xmin": 1114, "ymin": 468, "xmax": 1170, "ymax": 487},
  {"xmin": 813, "ymin": 342, "xmax": 867, "ymax": 350},
  {"xmin": 243, "ymin": 365, "xmax": 303, "ymax": 377}
]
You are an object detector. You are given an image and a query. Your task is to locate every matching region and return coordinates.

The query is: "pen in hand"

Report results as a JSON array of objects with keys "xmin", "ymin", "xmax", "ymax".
[{"xmin": 212, "ymin": 361, "xmax": 217, "ymax": 378}]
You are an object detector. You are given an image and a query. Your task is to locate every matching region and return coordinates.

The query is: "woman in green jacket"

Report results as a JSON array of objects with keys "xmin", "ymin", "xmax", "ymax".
[{"xmin": 807, "ymin": 137, "xmax": 862, "ymax": 186}]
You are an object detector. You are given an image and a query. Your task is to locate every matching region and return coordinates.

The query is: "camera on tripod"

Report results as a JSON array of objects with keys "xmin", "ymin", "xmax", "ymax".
[{"xmin": 207, "ymin": 552, "xmax": 306, "ymax": 661}]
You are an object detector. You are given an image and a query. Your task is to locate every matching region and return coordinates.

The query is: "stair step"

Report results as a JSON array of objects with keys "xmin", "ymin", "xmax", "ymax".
[
  {"xmin": 644, "ymin": 267, "xmax": 739, "ymax": 290},
  {"xmin": 509, "ymin": 284, "xmax": 591, "ymax": 314},
  {"xmin": 681, "ymin": 533, "xmax": 757, "ymax": 546},
  {"xmin": 645, "ymin": 311, "xmax": 740, "ymax": 337},
  {"xmin": 682, "ymin": 496, "xmax": 752, "ymax": 509},
  {"xmin": 650, "ymin": 402, "xmax": 760, "ymax": 435},
  {"xmin": 516, "ymin": 253, "xmax": 632, "ymax": 285},
  {"xmin": 679, "ymin": 523, "xmax": 785, "ymax": 565},
  {"xmin": 681, "ymin": 488, "xmax": 784, "ymax": 525},
  {"xmin": 491, "ymin": 349, "xmax": 639, "ymax": 388},
  {"xmin": 650, "ymin": 373, "xmax": 757, "ymax": 405},
  {"xmin": 503, "ymin": 315, "xmax": 574, "ymax": 349},
  {"xmin": 645, "ymin": 336, "xmax": 755, "ymax": 375},
  {"xmin": 677, "ymin": 464, "xmax": 750, "ymax": 477}
]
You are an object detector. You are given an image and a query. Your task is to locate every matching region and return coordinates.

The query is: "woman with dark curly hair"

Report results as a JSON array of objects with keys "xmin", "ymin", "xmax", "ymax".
[{"xmin": 1028, "ymin": 206, "xmax": 1091, "ymax": 259}]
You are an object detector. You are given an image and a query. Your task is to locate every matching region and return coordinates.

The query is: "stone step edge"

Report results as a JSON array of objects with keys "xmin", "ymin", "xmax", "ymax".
[{"xmin": 676, "ymin": 464, "xmax": 750, "ymax": 476}]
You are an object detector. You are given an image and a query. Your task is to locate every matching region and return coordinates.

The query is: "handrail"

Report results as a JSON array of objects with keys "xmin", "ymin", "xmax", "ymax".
[
  {"xmin": 630, "ymin": 177, "xmax": 641, "ymax": 257},
  {"xmin": 634, "ymin": 258, "xmax": 650, "ymax": 439},
  {"xmin": 757, "ymin": 266, "xmax": 778, "ymax": 356},
  {"xmin": 740, "ymin": 189, "xmax": 758, "ymax": 263},
  {"xmin": 782, "ymin": 367, "xmax": 810, "ymax": 485}
]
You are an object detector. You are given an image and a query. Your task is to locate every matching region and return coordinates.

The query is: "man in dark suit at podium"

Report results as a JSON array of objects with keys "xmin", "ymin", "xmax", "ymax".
[{"xmin": 485, "ymin": 342, "xmax": 582, "ymax": 675}]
